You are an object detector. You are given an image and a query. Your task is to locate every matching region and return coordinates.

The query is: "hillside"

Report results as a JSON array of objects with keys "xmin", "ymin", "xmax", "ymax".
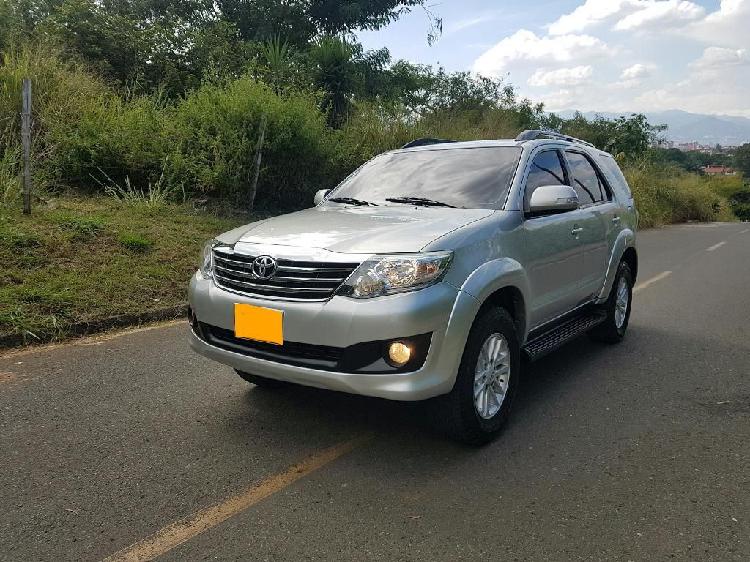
[{"xmin": 558, "ymin": 109, "xmax": 750, "ymax": 146}]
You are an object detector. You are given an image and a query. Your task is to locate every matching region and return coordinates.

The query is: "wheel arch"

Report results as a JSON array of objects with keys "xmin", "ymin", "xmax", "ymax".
[
  {"xmin": 621, "ymin": 246, "xmax": 638, "ymax": 283},
  {"xmin": 457, "ymin": 257, "xmax": 532, "ymax": 343},
  {"xmin": 478, "ymin": 286, "xmax": 526, "ymax": 342},
  {"xmin": 597, "ymin": 228, "xmax": 637, "ymax": 301}
]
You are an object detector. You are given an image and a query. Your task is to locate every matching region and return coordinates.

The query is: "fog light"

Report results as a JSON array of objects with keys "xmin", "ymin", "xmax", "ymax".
[{"xmin": 387, "ymin": 341, "xmax": 412, "ymax": 367}]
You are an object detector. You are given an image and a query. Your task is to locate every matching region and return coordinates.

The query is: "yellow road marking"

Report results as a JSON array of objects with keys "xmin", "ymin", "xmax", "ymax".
[
  {"xmin": 102, "ymin": 434, "xmax": 371, "ymax": 562},
  {"xmin": 706, "ymin": 241, "xmax": 727, "ymax": 252},
  {"xmin": 634, "ymin": 271, "xmax": 672, "ymax": 293}
]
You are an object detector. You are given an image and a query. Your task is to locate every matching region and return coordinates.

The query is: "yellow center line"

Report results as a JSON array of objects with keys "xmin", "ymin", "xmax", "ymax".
[
  {"xmin": 634, "ymin": 271, "xmax": 672, "ymax": 293},
  {"xmin": 101, "ymin": 434, "xmax": 371, "ymax": 562}
]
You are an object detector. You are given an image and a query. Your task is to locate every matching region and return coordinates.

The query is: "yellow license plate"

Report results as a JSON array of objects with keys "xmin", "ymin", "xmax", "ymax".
[{"xmin": 234, "ymin": 303, "xmax": 284, "ymax": 345}]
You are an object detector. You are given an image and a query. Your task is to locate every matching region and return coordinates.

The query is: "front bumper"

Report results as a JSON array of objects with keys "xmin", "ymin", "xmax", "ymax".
[{"xmin": 188, "ymin": 272, "xmax": 480, "ymax": 401}]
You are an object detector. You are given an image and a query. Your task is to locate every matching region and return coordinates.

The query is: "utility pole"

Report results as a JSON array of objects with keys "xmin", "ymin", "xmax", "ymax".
[{"xmin": 21, "ymin": 78, "xmax": 32, "ymax": 215}]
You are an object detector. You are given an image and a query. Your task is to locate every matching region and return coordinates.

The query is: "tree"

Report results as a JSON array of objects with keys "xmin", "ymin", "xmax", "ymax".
[
  {"xmin": 216, "ymin": 0, "xmax": 431, "ymax": 47},
  {"xmin": 559, "ymin": 113, "xmax": 664, "ymax": 160},
  {"xmin": 734, "ymin": 144, "xmax": 750, "ymax": 179}
]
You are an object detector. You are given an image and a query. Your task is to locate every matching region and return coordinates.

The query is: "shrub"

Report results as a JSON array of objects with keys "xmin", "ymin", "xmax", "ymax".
[
  {"xmin": 118, "ymin": 231, "xmax": 153, "ymax": 252},
  {"xmin": 53, "ymin": 214, "xmax": 106, "ymax": 238},
  {"xmin": 164, "ymin": 77, "xmax": 334, "ymax": 210},
  {"xmin": 624, "ymin": 159, "xmax": 735, "ymax": 227}
]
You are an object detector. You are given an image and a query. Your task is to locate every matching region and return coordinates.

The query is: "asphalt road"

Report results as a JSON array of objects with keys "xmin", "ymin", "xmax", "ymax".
[{"xmin": 2, "ymin": 222, "xmax": 749, "ymax": 562}]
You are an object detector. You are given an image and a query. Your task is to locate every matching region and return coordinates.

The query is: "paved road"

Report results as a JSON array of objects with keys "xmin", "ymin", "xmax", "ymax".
[{"xmin": 2, "ymin": 223, "xmax": 749, "ymax": 562}]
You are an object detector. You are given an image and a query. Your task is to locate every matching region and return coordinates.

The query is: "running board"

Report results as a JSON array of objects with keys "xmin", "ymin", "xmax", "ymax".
[{"xmin": 523, "ymin": 311, "xmax": 606, "ymax": 361}]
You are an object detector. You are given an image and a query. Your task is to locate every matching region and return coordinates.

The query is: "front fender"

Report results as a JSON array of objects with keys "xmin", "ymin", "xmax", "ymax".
[
  {"xmin": 597, "ymin": 228, "xmax": 636, "ymax": 302},
  {"xmin": 450, "ymin": 257, "xmax": 532, "ymax": 342}
]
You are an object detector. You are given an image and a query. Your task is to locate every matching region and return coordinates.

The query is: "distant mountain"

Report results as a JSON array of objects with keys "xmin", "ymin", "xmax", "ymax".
[{"xmin": 556, "ymin": 109, "xmax": 750, "ymax": 146}]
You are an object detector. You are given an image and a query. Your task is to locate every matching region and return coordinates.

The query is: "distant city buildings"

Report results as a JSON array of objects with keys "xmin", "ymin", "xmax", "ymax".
[{"xmin": 653, "ymin": 139, "xmax": 738, "ymax": 154}]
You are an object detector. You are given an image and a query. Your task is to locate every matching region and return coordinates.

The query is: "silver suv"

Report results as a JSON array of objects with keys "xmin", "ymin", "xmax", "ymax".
[{"xmin": 188, "ymin": 130, "xmax": 638, "ymax": 443}]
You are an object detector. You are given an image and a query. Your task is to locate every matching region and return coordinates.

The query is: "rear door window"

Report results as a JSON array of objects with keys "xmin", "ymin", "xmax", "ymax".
[{"xmin": 565, "ymin": 151, "xmax": 608, "ymax": 206}]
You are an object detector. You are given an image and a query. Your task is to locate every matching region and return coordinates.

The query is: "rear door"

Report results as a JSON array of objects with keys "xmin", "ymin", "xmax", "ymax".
[
  {"xmin": 562, "ymin": 150, "xmax": 612, "ymax": 298},
  {"xmin": 521, "ymin": 149, "xmax": 588, "ymax": 328}
]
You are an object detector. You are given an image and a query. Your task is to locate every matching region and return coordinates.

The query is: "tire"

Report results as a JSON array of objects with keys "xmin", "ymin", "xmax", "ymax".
[
  {"xmin": 437, "ymin": 307, "xmax": 521, "ymax": 445},
  {"xmin": 589, "ymin": 261, "xmax": 633, "ymax": 344},
  {"xmin": 235, "ymin": 370, "xmax": 288, "ymax": 389}
]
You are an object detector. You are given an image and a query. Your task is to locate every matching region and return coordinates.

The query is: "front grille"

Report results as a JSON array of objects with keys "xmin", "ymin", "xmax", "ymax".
[
  {"xmin": 213, "ymin": 249, "xmax": 360, "ymax": 301},
  {"xmin": 199, "ymin": 323, "xmax": 344, "ymax": 370}
]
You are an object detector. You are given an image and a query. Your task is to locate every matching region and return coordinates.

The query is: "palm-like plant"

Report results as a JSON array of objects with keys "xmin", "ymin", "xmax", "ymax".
[{"xmin": 310, "ymin": 36, "xmax": 356, "ymax": 128}]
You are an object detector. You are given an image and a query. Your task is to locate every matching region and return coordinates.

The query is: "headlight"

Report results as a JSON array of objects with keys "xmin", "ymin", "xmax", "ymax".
[
  {"xmin": 200, "ymin": 239, "xmax": 218, "ymax": 278},
  {"xmin": 337, "ymin": 251, "xmax": 453, "ymax": 298}
]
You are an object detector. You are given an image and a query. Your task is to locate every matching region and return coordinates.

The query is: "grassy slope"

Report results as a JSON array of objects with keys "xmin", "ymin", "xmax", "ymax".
[{"xmin": 0, "ymin": 197, "xmax": 244, "ymax": 344}]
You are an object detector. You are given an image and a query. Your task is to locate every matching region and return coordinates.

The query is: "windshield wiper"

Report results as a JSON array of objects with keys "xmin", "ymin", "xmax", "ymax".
[
  {"xmin": 385, "ymin": 196, "xmax": 457, "ymax": 208},
  {"xmin": 328, "ymin": 197, "xmax": 378, "ymax": 207}
]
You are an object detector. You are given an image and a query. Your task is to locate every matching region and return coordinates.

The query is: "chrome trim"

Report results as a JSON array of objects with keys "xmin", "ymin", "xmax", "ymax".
[{"xmin": 212, "ymin": 246, "xmax": 362, "ymax": 302}]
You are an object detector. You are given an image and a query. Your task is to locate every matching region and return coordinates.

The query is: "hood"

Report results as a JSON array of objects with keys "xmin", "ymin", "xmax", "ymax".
[{"xmin": 226, "ymin": 206, "xmax": 495, "ymax": 253}]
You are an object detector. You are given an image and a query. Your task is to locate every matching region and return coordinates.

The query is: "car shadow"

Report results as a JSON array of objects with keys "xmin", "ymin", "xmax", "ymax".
[{"xmin": 220, "ymin": 328, "xmax": 637, "ymax": 451}]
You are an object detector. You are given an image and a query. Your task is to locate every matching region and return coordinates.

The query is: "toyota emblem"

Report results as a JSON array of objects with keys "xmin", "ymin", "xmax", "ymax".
[{"xmin": 251, "ymin": 255, "xmax": 278, "ymax": 279}]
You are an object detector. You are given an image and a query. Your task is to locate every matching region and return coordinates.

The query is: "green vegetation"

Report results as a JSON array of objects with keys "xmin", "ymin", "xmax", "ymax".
[
  {"xmin": 0, "ymin": 196, "xmax": 244, "ymax": 343},
  {"xmin": 0, "ymin": 0, "xmax": 747, "ymax": 345},
  {"xmin": 624, "ymin": 160, "xmax": 739, "ymax": 228}
]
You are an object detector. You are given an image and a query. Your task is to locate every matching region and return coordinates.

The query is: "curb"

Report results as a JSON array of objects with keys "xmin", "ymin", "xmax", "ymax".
[{"xmin": 0, "ymin": 304, "xmax": 188, "ymax": 350}]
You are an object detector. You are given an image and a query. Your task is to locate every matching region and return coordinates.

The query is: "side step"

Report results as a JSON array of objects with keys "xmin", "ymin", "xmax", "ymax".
[{"xmin": 523, "ymin": 310, "xmax": 606, "ymax": 362}]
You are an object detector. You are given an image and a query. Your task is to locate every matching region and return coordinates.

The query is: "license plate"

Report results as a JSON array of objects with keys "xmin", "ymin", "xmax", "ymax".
[{"xmin": 234, "ymin": 303, "xmax": 284, "ymax": 345}]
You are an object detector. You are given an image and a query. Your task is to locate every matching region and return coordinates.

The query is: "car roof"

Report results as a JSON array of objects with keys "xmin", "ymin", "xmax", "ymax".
[{"xmin": 395, "ymin": 138, "xmax": 612, "ymax": 158}]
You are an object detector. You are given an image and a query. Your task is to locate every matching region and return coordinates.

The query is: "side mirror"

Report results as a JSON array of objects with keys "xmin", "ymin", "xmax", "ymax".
[
  {"xmin": 314, "ymin": 189, "xmax": 330, "ymax": 205},
  {"xmin": 528, "ymin": 185, "xmax": 579, "ymax": 216}
]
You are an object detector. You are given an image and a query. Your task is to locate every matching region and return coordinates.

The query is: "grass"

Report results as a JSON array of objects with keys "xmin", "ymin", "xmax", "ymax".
[{"xmin": 0, "ymin": 196, "xmax": 247, "ymax": 344}]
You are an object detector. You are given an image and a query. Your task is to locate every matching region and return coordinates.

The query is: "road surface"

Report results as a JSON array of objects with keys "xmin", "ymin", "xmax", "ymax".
[{"xmin": 1, "ymin": 222, "xmax": 749, "ymax": 561}]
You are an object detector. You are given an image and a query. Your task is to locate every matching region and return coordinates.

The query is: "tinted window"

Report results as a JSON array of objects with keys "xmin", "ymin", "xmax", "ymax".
[
  {"xmin": 328, "ymin": 147, "xmax": 522, "ymax": 210},
  {"xmin": 596, "ymin": 154, "xmax": 632, "ymax": 199},
  {"xmin": 524, "ymin": 150, "xmax": 567, "ymax": 208},
  {"xmin": 565, "ymin": 151, "xmax": 608, "ymax": 205}
]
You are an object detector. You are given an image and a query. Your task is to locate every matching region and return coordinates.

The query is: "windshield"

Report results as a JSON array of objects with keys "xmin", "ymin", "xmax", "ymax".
[{"xmin": 327, "ymin": 147, "xmax": 522, "ymax": 209}]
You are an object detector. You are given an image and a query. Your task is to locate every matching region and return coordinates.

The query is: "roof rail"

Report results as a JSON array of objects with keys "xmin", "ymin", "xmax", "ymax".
[
  {"xmin": 516, "ymin": 129, "xmax": 596, "ymax": 149},
  {"xmin": 401, "ymin": 138, "xmax": 456, "ymax": 149}
]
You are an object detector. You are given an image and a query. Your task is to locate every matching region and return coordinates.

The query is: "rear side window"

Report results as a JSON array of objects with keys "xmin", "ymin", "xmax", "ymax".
[
  {"xmin": 565, "ymin": 151, "xmax": 608, "ymax": 206},
  {"xmin": 524, "ymin": 150, "xmax": 567, "ymax": 208},
  {"xmin": 596, "ymin": 154, "xmax": 632, "ymax": 200}
]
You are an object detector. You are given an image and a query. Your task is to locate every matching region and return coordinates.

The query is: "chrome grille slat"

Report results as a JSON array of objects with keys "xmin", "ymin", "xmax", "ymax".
[
  {"xmin": 214, "ymin": 264, "xmax": 346, "ymax": 284},
  {"xmin": 276, "ymin": 265, "xmax": 356, "ymax": 273},
  {"xmin": 212, "ymin": 249, "xmax": 360, "ymax": 301}
]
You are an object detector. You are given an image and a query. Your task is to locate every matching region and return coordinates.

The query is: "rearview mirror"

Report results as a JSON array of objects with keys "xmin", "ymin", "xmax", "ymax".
[
  {"xmin": 528, "ymin": 185, "xmax": 579, "ymax": 216},
  {"xmin": 314, "ymin": 189, "xmax": 330, "ymax": 205}
]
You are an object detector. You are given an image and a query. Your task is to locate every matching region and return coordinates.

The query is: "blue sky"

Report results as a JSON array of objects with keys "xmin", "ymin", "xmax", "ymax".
[{"xmin": 358, "ymin": 0, "xmax": 750, "ymax": 117}]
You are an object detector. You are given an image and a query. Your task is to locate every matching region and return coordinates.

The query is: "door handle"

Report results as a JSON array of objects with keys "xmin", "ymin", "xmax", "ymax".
[
  {"xmin": 571, "ymin": 227, "xmax": 583, "ymax": 236},
  {"xmin": 612, "ymin": 216, "xmax": 621, "ymax": 224}
]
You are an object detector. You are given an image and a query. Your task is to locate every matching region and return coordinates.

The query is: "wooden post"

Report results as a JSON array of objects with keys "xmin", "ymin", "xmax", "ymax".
[
  {"xmin": 248, "ymin": 114, "xmax": 267, "ymax": 212},
  {"xmin": 21, "ymin": 78, "xmax": 32, "ymax": 215}
]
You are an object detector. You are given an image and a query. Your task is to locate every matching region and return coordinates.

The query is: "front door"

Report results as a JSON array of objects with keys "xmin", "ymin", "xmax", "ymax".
[{"xmin": 520, "ymin": 149, "xmax": 589, "ymax": 328}]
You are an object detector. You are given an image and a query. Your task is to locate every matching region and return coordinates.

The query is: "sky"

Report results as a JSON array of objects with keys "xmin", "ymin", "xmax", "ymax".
[{"xmin": 358, "ymin": 0, "xmax": 750, "ymax": 117}]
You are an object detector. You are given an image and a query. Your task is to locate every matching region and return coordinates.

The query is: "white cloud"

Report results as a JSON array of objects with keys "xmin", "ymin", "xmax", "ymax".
[
  {"xmin": 690, "ymin": 46, "xmax": 750, "ymax": 68},
  {"xmin": 467, "ymin": 0, "xmax": 750, "ymax": 117},
  {"xmin": 620, "ymin": 63, "xmax": 654, "ymax": 79},
  {"xmin": 472, "ymin": 30, "xmax": 613, "ymax": 77},
  {"xmin": 687, "ymin": 0, "xmax": 750, "ymax": 49},
  {"xmin": 548, "ymin": 0, "xmax": 632, "ymax": 35},
  {"xmin": 548, "ymin": 0, "xmax": 705, "ymax": 35},
  {"xmin": 614, "ymin": 1, "xmax": 704, "ymax": 31},
  {"xmin": 528, "ymin": 66, "xmax": 593, "ymax": 87}
]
